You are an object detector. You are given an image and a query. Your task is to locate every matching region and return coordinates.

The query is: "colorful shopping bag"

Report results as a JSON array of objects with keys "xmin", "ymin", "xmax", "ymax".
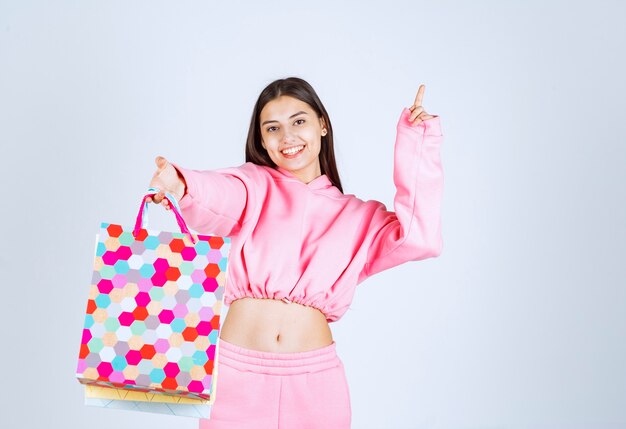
[
  {"xmin": 76, "ymin": 187, "xmax": 230, "ymax": 405},
  {"xmin": 83, "ymin": 384, "xmax": 213, "ymax": 418}
]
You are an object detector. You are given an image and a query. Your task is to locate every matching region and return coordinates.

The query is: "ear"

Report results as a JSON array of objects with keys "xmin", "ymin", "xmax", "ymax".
[{"xmin": 319, "ymin": 117, "xmax": 327, "ymax": 135}]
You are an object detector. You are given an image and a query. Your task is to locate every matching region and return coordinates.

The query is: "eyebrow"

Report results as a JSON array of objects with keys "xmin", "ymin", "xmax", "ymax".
[{"xmin": 261, "ymin": 111, "xmax": 308, "ymax": 126}]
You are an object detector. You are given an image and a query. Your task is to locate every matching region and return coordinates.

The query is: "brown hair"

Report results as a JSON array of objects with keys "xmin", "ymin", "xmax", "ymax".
[{"xmin": 245, "ymin": 77, "xmax": 343, "ymax": 193}]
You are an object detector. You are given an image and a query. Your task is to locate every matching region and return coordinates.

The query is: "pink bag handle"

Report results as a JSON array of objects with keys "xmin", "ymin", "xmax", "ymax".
[{"xmin": 133, "ymin": 187, "xmax": 197, "ymax": 244}]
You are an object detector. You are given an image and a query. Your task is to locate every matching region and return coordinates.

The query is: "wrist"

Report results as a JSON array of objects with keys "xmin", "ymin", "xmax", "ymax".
[{"xmin": 174, "ymin": 169, "xmax": 188, "ymax": 200}]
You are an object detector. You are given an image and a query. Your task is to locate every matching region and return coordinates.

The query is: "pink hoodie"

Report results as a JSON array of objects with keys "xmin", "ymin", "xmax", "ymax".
[{"xmin": 171, "ymin": 107, "xmax": 443, "ymax": 322}]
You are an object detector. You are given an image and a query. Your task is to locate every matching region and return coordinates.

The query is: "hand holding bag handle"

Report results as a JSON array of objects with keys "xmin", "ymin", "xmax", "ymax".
[{"xmin": 133, "ymin": 187, "xmax": 197, "ymax": 244}]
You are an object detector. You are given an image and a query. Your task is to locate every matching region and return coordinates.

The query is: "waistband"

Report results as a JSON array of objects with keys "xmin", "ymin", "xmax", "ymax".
[{"xmin": 217, "ymin": 337, "xmax": 341, "ymax": 376}]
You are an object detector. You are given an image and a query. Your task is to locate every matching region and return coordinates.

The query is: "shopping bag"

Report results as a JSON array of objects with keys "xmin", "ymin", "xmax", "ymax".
[
  {"xmin": 83, "ymin": 384, "xmax": 213, "ymax": 418},
  {"xmin": 76, "ymin": 187, "xmax": 230, "ymax": 406}
]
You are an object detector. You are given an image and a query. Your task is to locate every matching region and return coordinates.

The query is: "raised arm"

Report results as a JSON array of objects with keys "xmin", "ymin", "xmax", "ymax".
[{"xmin": 358, "ymin": 96, "xmax": 444, "ymax": 282}]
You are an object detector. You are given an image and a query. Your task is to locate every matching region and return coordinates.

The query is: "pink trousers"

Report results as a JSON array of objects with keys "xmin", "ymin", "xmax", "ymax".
[{"xmin": 199, "ymin": 337, "xmax": 352, "ymax": 429}]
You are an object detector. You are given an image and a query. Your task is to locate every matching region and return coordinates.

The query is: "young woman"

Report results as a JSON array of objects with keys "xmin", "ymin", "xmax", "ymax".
[{"xmin": 147, "ymin": 77, "xmax": 443, "ymax": 429}]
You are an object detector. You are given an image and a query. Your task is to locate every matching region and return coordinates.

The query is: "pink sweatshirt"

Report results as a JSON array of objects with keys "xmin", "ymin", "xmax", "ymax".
[{"xmin": 171, "ymin": 107, "xmax": 443, "ymax": 322}]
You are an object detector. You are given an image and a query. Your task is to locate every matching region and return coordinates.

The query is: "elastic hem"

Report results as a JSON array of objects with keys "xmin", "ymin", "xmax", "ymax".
[
  {"xmin": 217, "ymin": 337, "xmax": 341, "ymax": 376},
  {"xmin": 224, "ymin": 294, "xmax": 331, "ymax": 321}
]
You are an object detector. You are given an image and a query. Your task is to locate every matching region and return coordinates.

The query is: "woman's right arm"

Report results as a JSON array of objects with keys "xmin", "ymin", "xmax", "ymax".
[{"xmin": 149, "ymin": 156, "xmax": 248, "ymax": 236}]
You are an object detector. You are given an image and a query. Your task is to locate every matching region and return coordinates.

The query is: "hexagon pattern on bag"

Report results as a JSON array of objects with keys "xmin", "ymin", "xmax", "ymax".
[{"xmin": 76, "ymin": 223, "xmax": 230, "ymax": 401}]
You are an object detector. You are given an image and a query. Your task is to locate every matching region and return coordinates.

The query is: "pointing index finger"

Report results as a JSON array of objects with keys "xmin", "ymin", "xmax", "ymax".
[{"xmin": 414, "ymin": 84, "xmax": 425, "ymax": 107}]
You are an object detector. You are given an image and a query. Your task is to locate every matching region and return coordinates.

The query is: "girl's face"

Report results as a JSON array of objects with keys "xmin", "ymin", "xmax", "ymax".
[{"xmin": 259, "ymin": 95, "xmax": 327, "ymax": 184}]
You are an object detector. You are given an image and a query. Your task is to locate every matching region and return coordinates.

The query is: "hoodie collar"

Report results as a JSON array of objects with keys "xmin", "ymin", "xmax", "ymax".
[{"xmin": 268, "ymin": 166, "xmax": 333, "ymax": 190}]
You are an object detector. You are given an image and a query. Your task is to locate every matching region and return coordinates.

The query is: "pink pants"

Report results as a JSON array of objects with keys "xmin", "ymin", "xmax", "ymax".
[{"xmin": 199, "ymin": 337, "xmax": 352, "ymax": 429}]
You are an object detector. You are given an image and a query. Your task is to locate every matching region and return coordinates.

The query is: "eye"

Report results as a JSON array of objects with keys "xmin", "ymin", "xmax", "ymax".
[
  {"xmin": 266, "ymin": 126, "xmax": 278, "ymax": 132},
  {"xmin": 295, "ymin": 119, "xmax": 305, "ymax": 125}
]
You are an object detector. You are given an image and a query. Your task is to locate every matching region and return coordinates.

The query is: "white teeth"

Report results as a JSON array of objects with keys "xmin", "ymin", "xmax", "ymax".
[{"xmin": 282, "ymin": 145, "xmax": 304, "ymax": 155}]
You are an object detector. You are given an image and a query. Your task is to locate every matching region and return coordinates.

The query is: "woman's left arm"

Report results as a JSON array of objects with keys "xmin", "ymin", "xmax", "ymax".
[{"xmin": 358, "ymin": 85, "xmax": 444, "ymax": 281}]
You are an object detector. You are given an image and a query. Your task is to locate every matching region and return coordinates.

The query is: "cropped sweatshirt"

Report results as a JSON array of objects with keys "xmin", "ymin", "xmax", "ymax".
[{"xmin": 171, "ymin": 107, "xmax": 444, "ymax": 323}]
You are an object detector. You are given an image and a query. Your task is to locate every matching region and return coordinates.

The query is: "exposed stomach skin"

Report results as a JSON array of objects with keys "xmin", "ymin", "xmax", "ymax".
[{"xmin": 219, "ymin": 297, "xmax": 334, "ymax": 353}]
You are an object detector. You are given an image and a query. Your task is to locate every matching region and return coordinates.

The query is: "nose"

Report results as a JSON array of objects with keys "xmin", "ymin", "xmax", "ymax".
[{"xmin": 282, "ymin": 129, "xmax": 296, "ymax": 144}]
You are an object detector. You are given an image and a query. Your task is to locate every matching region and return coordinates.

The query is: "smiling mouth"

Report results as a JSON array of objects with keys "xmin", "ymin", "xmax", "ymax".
[{"xmin": 281, "ymin": 145, "xmax": 305, "ymax": 156}]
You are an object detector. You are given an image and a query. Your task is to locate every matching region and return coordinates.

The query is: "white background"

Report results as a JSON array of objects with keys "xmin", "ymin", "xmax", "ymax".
[{"xmin": 1, "ymin": 1, "xmax": 624, "ymax": 428}]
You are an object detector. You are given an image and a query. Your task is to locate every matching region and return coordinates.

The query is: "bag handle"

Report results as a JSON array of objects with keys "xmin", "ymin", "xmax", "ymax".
[{"xmin": 133, "ymin": 187, "xmax": 197, "ymax": 244}]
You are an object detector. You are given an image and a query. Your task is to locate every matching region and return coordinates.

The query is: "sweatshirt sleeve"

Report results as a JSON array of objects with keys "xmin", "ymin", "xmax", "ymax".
[
  {"xmin": 169, "ymin": 162, "xmax": 250, "ymax": 237},
  {"xmin": 358, "ymin": 108, "xmax": 444, "ymax": 282}
]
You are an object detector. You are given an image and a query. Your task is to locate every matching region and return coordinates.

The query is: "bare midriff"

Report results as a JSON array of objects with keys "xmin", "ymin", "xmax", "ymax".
[{"xmin": 219, "ymin": 297, "xmax": 334, "ymax": 353}]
